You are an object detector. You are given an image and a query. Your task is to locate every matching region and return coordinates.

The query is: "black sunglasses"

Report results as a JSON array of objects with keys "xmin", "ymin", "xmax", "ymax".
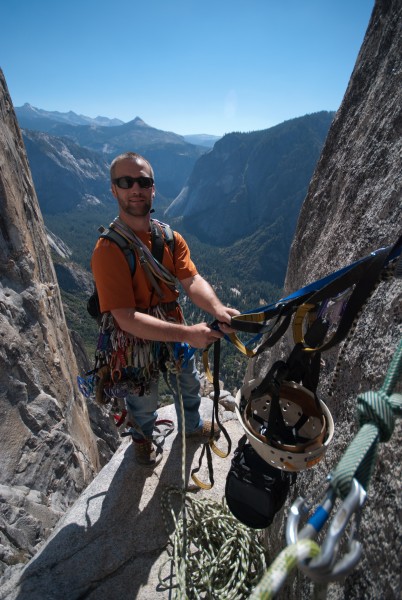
[{"xmin": 112, "ymin": 176, "xmax": 154, "ymax": 189}]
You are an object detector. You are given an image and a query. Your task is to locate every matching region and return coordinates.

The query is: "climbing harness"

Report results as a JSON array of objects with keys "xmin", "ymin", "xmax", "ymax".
[{"xmin": 229, "ymin": 235, "xmax": 402, "ymax": 352}]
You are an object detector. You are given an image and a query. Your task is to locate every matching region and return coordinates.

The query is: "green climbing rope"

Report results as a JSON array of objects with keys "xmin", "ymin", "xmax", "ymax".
[
  {"xmin": 248, "ymin": 539, "xmax": 321, "ymax": 599},
  {"xmin": 159, "ymin": 489, "xmax": 267, "ymax": 599},
  {"xmin": 331, "ymin": 339, "xmax": 402, "ymax": 498}
]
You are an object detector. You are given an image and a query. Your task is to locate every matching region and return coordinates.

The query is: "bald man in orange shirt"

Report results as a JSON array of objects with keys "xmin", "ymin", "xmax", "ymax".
[{"xmin": 92, "ymin": 152, "xmax": 239, "ymax": 466}]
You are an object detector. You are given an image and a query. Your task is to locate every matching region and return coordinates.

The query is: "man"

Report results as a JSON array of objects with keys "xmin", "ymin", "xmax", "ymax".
[{"xmin": 92, "ymin": 151, "xmax": 239, "ymax": 467}]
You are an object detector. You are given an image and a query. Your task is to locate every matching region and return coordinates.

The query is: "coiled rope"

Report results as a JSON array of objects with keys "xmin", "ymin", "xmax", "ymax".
[{"xmin": 159, "ymin": 488, "xmax": 267, "ymax": 599}]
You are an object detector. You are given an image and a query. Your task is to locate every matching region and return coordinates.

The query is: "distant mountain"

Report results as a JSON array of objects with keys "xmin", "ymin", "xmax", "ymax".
[
  {"xmin": 15, "ymin": 103, "xmax": 124, "ymax": 129},
  {"xmin": 19, "ymin": 116, "xmax": 202, "ymax": 153},
  {"xmin": 20, "ymin": 107, "xmax": 334, "ymax": 289},
  {"xmin": 183, "ymin": 134, "xmax": 221, "ymax": 147},
  {"xmin": 20, "ymin": 115, "xmax": 207, "ymax": 202},
  {"xmin": 166, "ymin": 111, "xmax": 335, "ymax": 285}
]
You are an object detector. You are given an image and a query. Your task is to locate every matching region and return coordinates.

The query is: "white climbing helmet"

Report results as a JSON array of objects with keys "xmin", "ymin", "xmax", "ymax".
[{"xmin": 235, "ymin": 379, "xmax": 334, "ymax": 472}]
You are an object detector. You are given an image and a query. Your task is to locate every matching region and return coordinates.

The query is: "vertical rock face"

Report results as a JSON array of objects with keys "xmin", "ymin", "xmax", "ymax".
[
  {"xmin": 252, "ymin": 1, "xmax": 401, "ymax": 598},
  {"xmin": 0, "ymin": 70, "xmax": 99, "ymax": 572}
]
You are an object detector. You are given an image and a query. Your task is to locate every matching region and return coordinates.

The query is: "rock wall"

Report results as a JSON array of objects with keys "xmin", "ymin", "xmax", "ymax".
[
  {"xmin": 251, "ymin": 1, "xmax": 401, "ymax": 598},
  {"xmin": 0, "ymin": 70, "xmax": 100, "ymax": 574}
]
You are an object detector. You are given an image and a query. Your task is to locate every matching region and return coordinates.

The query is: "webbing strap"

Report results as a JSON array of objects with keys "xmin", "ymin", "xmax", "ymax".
[
  {"xmin": 191, "ymin": 339, "xmax": 232, "ymax": 489},
  {"xmin": 150, "ymin": 220, "xmax": 166, "ymax": 263},
  {"xmin": 230, "ymin": 252, "xmax": 376, "ymax": 334},
  {"xmin": 230, "ymin": 236, "xmax": 402, "ymax": 336}
]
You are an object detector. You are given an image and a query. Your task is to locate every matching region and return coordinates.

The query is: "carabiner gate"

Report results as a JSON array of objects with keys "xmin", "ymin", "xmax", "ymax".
[{"xmin": 301, "ymin": 478, "xmax": 367, "ymax": 581}]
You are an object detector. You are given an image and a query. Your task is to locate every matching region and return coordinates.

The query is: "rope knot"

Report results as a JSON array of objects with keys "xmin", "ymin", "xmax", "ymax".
[{"xmin": 357, "ymin": 390, "xmax": 395, "ymax": 442}]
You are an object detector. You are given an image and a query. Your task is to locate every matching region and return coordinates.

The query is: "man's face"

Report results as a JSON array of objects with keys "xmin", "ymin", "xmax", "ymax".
[{"xmin": 111, "ymin": 158, "xmax": 155, "ymax": 218}]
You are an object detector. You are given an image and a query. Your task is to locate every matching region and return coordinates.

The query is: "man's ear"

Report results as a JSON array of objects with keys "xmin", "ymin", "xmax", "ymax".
[{"xmin": 111, "ymin": 183, "xmax": 118, "ymax": 199}]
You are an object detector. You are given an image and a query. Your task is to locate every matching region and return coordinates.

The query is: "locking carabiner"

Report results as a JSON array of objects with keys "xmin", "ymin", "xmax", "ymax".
[
  {"xmin": 286, "ymin": 479, "xmax": 335, "ymax": 545},
  {"xmin": 301, "ymin": 478, "xmax": 367, "ymax": 582}
]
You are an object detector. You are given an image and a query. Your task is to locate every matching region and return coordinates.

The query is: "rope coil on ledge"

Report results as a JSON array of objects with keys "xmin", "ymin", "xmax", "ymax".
[{"xmin": 159, "ymin": 488, "xmax": 267, "ymax": 599}]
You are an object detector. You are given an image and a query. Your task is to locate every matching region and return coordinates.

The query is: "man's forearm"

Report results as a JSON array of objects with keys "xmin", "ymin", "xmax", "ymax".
[
  {"xmin": 112, "ymin": 308, "xmax": 187, "ymax": 342},
  {"xmin": 111, "ymin": 307, "xmax": 223, "ymax": 348},
  {"xmin": 181, "ymin": 274, "xmax": 225, "ymax": 317}
]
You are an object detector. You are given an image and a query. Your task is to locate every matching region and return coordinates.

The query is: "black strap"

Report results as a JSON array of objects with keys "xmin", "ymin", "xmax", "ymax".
[
  {"xmin": 100, "ymin": 227, "xmax": 136, "ymax": 273},
  {"xmin": 230, "ymin": 237, "xmax": 402, "ymax": 336},
  {"xmin": 212, "ymin": 340, "xmax": 232, "ymax": 454},
  {"xmin": 190, "ymin": 339, "xmax": 232, "ymax": 489},
  {"xmin": 101, "ymin": 219, "xmax": 174, "ymax": 275},
  {"xmin": 150, "ymin": 221, "xmax": 166, "ymax": 264},
  {"xmin": 309, "ymin": 247, "xmax": 390, "ymax": 352},
  {"xmin": 249, "ymin": 314, "xmax": 327, "ymax": 443}
]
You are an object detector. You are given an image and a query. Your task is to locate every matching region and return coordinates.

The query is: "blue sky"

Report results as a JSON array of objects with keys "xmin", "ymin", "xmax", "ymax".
[{"xmin": 1, "ymin": 0, "xmax": 374, "ymax": 136}]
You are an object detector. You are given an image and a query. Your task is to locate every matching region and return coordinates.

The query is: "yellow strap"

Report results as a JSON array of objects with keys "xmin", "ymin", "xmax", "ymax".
[
  {"xmin": 202, "ymin": 346, "xmax": 214, "ymax": 384},
  {"xmin": 231, "ymin": 311, "xmax": 271, "ymax": 327},
  {"xmin": 191, "ymin": 472, "xmax": 213, "ymax": 490},
  {"xmin": 292, "ymin": 302, "xmax": 335, "ymax": 353},
  {"xmin": 209, "ymin": 439, "xmax": 230, "ymax": 459},
  {"xmin": 292, "ymin": 303, "xmax": 316, "ymax": 344},
  {"xmin": 227, "ymin": 332, "xmax": 257, "ymax": 357}
]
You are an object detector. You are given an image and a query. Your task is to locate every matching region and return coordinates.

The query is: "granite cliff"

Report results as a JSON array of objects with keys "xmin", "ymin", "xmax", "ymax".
[
  {"xmin": 252, "ymin": 0, "xmax": 401, "ymax": 598},
  {"xmin": 0, "ymin": 71, "xmax": 101, "ymax": 573}
]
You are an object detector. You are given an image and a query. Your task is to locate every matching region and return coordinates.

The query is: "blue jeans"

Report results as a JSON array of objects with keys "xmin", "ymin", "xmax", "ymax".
[{"xmin": 125, "ymin": 356, "xmax": 202, "ymax": 441}]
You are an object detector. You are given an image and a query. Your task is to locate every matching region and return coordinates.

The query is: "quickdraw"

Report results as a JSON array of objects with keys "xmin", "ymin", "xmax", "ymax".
[{"xmin": 286, "ymin": 478, "xmax": 367, "ymax": 582}]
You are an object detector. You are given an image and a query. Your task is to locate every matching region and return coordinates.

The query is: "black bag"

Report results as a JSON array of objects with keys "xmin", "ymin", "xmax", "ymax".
[
  {"xmin": 87, "ymin": 287, "xmax": 102, "ymax": 322},
  {"xmin": 225, "ymin": 435, "xmax": 295, "ymax": 529}
]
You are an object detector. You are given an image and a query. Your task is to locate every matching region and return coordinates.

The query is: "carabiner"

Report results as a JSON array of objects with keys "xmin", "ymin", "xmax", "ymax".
[
  {"xmin": 111, "ymin": 368, "xmax": 122, "ymax": 383},
  {"xmin": 301, "ymin": 478, "xmax": 367, "ymax": 581},
  {"xmin": 286, "ymin": 482, "xmax": 335, "ymax": 545}
]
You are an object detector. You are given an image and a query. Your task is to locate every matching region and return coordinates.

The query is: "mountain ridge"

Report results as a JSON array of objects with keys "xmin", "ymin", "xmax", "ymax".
[{"xmin": 16, "ymin": 102, "xmax": 124, "ymax": 127}]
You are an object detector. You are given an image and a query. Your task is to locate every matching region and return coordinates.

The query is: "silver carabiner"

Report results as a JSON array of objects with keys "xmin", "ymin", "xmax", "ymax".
[
  {"xmin": 286, "ymin": 480, "xmax": 335, "ymax": 545},
  {"xmin": 301, "ymin": 478, "xmax": 367, "ymax": 581}
]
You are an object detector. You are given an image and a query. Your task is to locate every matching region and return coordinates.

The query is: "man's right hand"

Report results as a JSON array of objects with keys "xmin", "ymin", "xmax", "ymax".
[{"xmin": 185, "ymin": 322, "xmax": 224, "ymax": 348}]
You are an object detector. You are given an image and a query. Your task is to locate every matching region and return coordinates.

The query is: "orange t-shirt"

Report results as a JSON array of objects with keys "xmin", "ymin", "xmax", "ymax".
[{"xmin": 91, "ymin": 228, "xmax": 198, "ymax": 314}]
